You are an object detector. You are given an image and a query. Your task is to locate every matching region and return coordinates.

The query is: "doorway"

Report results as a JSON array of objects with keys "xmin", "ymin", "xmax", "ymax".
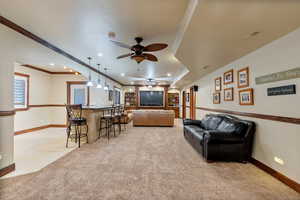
[
  {"xmin": 182, "ymin": 91, "xmax": 186, "ymax": 119},
  {"xmin": 190, "ymin": 87, "xmax": 196, "ymax": 120}
]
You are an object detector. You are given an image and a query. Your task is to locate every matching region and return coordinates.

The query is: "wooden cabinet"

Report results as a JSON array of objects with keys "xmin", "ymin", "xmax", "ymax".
[
  {"xmin": 167, "ymin": 93, "xmax": 179, "ymax": 107},
  {"xmin": 125, "ymin": 92, "xmax": 137, "ymax": 108},
  {"xmin": 167, "ymin": 93, "xmax": 180, "ymax": 118}
]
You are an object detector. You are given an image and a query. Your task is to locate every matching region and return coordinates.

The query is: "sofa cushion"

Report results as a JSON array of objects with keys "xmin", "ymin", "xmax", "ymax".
[
  {"xmin": 201, "ymin": 115, "xmax": 223, "ymax": 130},
  {"xmin": 216, "ymin": 119, "xmax": 247, "ymax": 136},
  {"xmin": 204, "ymin": 131, "xmax": 245, "ymax": 144},
  {"xmin": 184, "ymin": 125, "xmax": 204, "ymax": 134},
  {"xmin": 185, "ymin": 125, "xmax": 206, "ymax": 144}
]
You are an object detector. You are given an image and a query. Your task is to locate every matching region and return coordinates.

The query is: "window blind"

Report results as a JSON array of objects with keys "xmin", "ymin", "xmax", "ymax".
[{"xmin": 14, "ymin": 79, "xmax": 26, "ymax": 105}]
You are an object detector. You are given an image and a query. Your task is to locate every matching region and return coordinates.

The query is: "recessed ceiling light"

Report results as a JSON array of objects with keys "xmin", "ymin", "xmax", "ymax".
[
  {"xmin": 203, "ymin": 65, "xmax": 210, "ymax": 70},
  {"xmin": 75, "ymin": 72, "xmax": 79, "ymax": 75},
  {"xmin": 121, "ymin": 73, "xmax": 125, "ymax": 77},
  {"xmin": 63, "ymin": 66, "xmax": 67, "ymax": 69},
  {"xmin": 250, "ymin": 31, "xmax": 260, "ymax": 37},
  {"xmin": 131, "ymin": 81, "xmax": 134, "ymax": 85},
  {"xmin": 98, "ymin": 53, "xmax": 103, "ymax": 57},
  {"xmin": 69, "ymin": 69, "xmax": 73, "ymax": 72},
  {"xmin": 244, "ymin": 31, "xmax": 261, "ymax": 39},
  {"xmin": 50, "ymin": 63, "xmax": 55, "ymax": 66},
  {"xmin": 167, "ymin": 73, "xmax": 171, "ymax": 77}
]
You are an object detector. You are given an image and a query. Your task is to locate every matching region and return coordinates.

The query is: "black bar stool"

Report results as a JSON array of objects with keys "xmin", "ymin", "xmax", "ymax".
[
  {"xmin": 114, "ymin": 105, "xmax": 123, "ymax": 134},
  {"xmin": 99, "ymin": 107, "xmax": 116, "ymax": 141},
  {"xmin": 66, "ymin": 104, "xmax": 88, "ymax": 148},
  {"xmin": 114, "ymin": 105, "xmax": 126, "ymax": 132}
]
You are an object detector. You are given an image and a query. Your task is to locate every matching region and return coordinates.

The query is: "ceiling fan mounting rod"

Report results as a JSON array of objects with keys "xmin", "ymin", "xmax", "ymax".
[{"xmin": 135, "ymin": 37, "xmax": 143, "ymax": 44}]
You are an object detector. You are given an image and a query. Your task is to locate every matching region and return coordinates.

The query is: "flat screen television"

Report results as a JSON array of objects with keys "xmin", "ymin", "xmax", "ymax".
[{"xmin": 139, "ymin": 91, "xmax": 164, "ymax": 106}]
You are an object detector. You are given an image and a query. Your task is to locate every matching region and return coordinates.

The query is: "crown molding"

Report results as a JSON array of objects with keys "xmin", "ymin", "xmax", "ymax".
[
  {"xmin": 22, "ymin": 64, "xmax": 79, "ymax": 75},
  {"xmin": 0, "ymin": 16, "xmax": 123, "ymax": 86}
]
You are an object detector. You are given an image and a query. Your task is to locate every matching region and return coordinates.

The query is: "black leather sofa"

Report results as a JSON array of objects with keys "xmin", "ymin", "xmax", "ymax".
[{"xmin": 183, "ymin": 114, "xmax": 255, "ymax": 163}]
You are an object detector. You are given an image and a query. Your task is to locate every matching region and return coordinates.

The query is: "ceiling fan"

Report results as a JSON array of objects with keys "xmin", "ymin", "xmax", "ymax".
[
  {"xmin": 129, "ymin": 76, "xmax": 170, "ymax": 85},
  {"xmin": 111, "ymin": 37, "xmax": 168, "ymax": 64}
]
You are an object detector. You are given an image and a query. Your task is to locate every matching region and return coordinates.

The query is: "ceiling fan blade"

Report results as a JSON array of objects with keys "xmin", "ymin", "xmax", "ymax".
[
  {"xmin": 131, "ymin": 55, "xmax": 145, "ymax": 64},
  {"xmin": 116, "ymin": 53, "xmax": 133, "ymax": 59},
  {"xmin": 110, "ymin": 40, "xmax": 132, "ymax": 49},
  {"xmin": 142, "ymin": 53, "xmax": 158, "ymax": 62},
  {"xmin": 144, "ymin": 43, "xmax": 168, "ymax": 52}
]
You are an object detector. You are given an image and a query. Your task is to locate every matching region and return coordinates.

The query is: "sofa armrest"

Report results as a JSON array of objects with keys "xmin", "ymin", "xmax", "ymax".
[
  {"xmin": 204, "ymin": 130, "xmax": 244, "ymax": 143},
  {"xmin": 183, "ymin": 119, "xmax": 202, "ymax": 126}
]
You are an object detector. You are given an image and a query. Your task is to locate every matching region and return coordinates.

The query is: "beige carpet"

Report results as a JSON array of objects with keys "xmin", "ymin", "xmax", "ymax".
[{"xmin": 1, "ymin": 120, "xmax": 299, "ymax": 200}]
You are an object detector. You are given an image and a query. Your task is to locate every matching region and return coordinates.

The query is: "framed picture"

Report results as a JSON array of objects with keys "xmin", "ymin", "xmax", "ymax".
[
  {"xmin": 224, "ymin": 88, "xmax": 234, "ymax": 101},
  {"xmin": 213, "ymin": 92, "xmax": 221, "ymax": 104},
  {"xmin": 238, "ymin": 67, "xmax": 249, "ymax": 88},
  {"xmin": 108, "ymin": 90, "xmax": 113, "ymax": 101},
  {"xmin": 239, "ymin": 88, "xmax": 254, "ymax": 105},
  {"xmin": 215, "ymin": 77, "xmax": 222, "ymax": 91},
  {"xmin": 224, "ymin": 69, "xmax": 234, "ymax": 85},
  {"xmin": 186, "ymin": 93, "xmax": 190, "ymax": 102}
]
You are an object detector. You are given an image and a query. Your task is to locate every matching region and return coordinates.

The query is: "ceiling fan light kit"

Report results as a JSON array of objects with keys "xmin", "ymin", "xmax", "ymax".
[{"xmin": 111, "ymin": 37, "xmax": 168, "ymax": 64}]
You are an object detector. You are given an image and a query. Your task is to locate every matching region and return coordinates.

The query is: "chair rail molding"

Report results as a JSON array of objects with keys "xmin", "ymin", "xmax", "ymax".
[
  {"xmin": 196, "ymin": 107, "xmax": 300, "ymax": 125},
  {"xmin": 0, "ymin": 110, "xmax": 16, "ymax": 116}
]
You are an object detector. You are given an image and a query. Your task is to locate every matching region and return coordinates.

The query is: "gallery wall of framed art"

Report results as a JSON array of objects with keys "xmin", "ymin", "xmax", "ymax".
[{"xmin": 213, "ymin": 67, "xmax": 254, "ymax": 106}]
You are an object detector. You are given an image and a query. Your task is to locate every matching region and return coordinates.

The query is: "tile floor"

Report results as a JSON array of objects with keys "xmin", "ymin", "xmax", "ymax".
[{"xmin": 1, "ymin": 128, "xmax": 77, "ymax": 178}]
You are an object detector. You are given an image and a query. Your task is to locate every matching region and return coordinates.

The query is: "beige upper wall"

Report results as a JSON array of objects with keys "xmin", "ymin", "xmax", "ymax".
[
  {"xmin": 181, "ymin": 27, "xmax": 300, "ymax": 183},
  {"xmin": 0, "ymin": 61, "xmax": 14, "ymax": 169}
]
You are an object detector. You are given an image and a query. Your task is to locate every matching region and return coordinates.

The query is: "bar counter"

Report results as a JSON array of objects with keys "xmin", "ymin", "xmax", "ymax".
[{"xmin": 81, "ymin": 105, "xmax": 116, "ymax": 143}]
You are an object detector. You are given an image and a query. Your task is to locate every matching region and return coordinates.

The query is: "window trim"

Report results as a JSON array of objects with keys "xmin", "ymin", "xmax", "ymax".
[
  {"xmin": 67, "ymin": 81, "xmax": 90, "ymax": 105},
  {"xmin": 14, "ymin": 72, "xmax": 30, "ymax": 111},
  {"xmin": 113, "ymin": 86, "xmax": 121, "ymax": 105}
]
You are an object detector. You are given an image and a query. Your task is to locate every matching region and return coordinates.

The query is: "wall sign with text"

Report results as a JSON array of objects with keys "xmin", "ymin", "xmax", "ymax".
[{"xmin": 267, "ymin": 85, "xmax": 296, "ymax": 96}]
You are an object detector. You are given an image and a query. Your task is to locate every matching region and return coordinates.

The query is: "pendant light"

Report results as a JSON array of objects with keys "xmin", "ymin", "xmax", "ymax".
[
  {"xmin": 86, "ymin": 57, "xmax": 94, "ymax": 87},
  {"xmin": 103, "ymin": 67, "xmax": 109, "ymax": 91},
  {"xmin": 96, "ymin": 64, "xmax": 102, "ymax": 89}
]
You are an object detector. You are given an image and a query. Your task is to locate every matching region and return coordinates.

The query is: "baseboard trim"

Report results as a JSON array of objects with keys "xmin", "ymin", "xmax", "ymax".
[
  {"xmin": 15, "ymin": 124, "xmax": 67, "ymax": 135},
  {"xmin": 0, "ymin": 163, "xmax": 15, "ymax": 177},
  {"xmin": 250, "ymin": 158, "xmax": 300, "ymax": 193},
  {"xmin": 50, "ymin": 124, "xmax": 67, "ymax": 128}
]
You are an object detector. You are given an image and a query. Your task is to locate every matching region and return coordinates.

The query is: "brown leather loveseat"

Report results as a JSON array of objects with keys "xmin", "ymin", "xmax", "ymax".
[{"xmin": 132, "ymin": 110, "xmax": 175, "ymax": 127}]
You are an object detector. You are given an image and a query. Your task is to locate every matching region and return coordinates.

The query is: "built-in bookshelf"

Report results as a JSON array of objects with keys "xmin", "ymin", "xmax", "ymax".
[
  {"xmin": 168, "ymin": 93, "xmax": 179, "ymax": 107},
  {"xmin": 125, "ymin": 92, "xmax": 137, "ymax": 107}
]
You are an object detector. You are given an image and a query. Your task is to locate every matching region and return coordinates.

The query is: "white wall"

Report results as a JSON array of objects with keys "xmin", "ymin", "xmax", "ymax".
[
  {"xmin": 89, "ymin": 80, "xmax": 122, "ymax": 106},
  {"xmin": 0, "ymin": 25, "xmax": 16, "ymax": 169},
  {"xmin": 49, "ymin": 74, "xmax": 86, "ymax": 125},
  {"xmin": 181, "ymin": 27, "xmax": 300, "ymax": 183},
  {"xmin": 0, "ymin": 22, "xmax": 123, "ymax": 171},
  {"xmin": 14, "ymin": 64, "xmax": 53, "ymax": 131},
  {"xmin": 14, "ymin": 64, "xmax": 123, "ymax": 131},
  {"xmin": 0, "ymin": 61, "xmax": 15, "ymax": 169}
]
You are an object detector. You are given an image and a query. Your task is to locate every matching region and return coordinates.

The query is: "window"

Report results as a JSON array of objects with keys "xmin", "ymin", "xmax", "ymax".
[
  {"xmin": 73, "ymin": 88, "xmax": 86, "ymax": 105},
  {"xmin": 14, "ymin": 73, "xmax": 29, "ymax": 110},
  {"xmin": 69, "ymin": 83, "xmax": 88, "ymax": 105},
  {"xmin": 114, "ymin": 88, "xmax": 121, "ymax": 105}
]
